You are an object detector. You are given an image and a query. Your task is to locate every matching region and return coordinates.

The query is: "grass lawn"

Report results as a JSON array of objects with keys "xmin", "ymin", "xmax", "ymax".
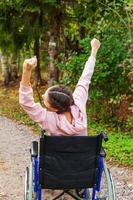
[
  {"xmin": 88, "ymin": 122, "xmax": 133, "ymax": 167},
  {"xmin": 0, "ymin": 82, "xmax": 133, "ymax": 167}
]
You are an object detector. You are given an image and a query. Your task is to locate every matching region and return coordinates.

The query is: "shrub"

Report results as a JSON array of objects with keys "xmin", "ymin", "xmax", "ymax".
[{"xmin": 57, "ymin": 28, "xmax": 132, "ymax": 128}]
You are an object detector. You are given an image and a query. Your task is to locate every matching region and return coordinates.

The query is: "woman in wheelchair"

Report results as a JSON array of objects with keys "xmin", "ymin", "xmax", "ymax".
[
  {"xmin": 19, "ymin": 38, "xmax": 100, "ymax": 136},
  {"xmin": 19, "ymin": 39, "xmax": 116, "ymax": 200}
]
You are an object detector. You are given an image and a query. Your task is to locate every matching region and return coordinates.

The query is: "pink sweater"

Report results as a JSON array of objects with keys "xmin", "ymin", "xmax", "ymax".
[{"xmin": 19, "ymin": 56, "xmax": 96, "ymax": 136}]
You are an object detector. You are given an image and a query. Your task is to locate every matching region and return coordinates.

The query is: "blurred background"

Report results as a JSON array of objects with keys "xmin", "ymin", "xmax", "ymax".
[{"xmin": 0, "ymin": 0, "xmax": 132, "ymax": 166}]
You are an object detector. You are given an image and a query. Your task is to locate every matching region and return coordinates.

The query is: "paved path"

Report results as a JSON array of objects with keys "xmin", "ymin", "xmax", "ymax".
[{"xmin": 0, "ymin": 116, "xmax": 133, "ymax": 200}]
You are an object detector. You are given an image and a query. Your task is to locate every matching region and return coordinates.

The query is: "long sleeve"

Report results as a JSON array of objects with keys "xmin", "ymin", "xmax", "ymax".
[
  {"xmin": 19, "ymin": 83, "xmax": 47, "ymax": 126},
  {"xmin": 19, "ymin": 84, "xmax": 88, "ymax": 136},
  {"xmin": 73, "ymin": 55, "xmax": 96, "ymax": 112}
]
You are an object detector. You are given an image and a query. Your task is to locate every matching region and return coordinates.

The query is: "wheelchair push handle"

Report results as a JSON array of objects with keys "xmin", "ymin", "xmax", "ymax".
[
  {"xmin": 100, "ymin": 131, "xmax": 108, "ymax": 142},
  {"xmin": 40, "ymin": 129, "xmax": 46, "ymax": 138},
  {"xmin": 31, "ymin": 141, "xmax": 38, "ymax": 157}
]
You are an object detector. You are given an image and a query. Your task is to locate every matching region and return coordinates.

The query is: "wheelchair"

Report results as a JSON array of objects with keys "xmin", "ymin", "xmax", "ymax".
[{"xmin": 24, "ymin": 130, "xmax": 116, "ymax": 200}]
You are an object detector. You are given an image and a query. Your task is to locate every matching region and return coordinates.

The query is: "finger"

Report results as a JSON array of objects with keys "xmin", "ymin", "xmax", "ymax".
[
  {"xmin": 29, "ymin": 59, "xmax": 37, "ymax": 67},
  {"xmin": 31, "ymin": 57, "xmax": 37, "ymax": 62},
  {"xmin": 28, "ymin": 60, "xmax": 34, "ymax": 65},
  {"xmin": 33, "ymin": 57, "xmax": 37, "ymax": 66},
  {"xmin": 24, "ymin": 59, "xmax": 29, "ymax": 63}
]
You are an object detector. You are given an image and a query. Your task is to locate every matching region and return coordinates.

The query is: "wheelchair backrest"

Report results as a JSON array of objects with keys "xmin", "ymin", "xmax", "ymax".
[{"xmin": 39, "ymin": 133, "xmax": 103, "ymax": 189}]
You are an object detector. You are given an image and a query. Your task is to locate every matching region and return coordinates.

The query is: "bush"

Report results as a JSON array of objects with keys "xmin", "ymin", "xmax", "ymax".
[{"xmin": 57, "ymin": 28, "xmax": 132, "ymax": 129}]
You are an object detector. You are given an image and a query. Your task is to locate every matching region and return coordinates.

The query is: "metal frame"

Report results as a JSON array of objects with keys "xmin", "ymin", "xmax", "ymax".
[
  {"xmin": 31, "ymin": 156, "xmax": 109, "ymax": 200},
  {"xmin": 33, "ymin": 157, "xmax": 42, "ymax": 200},
  {"xmin": 92, "ymin": 156, "xmax": 103, "ymax": 200}
]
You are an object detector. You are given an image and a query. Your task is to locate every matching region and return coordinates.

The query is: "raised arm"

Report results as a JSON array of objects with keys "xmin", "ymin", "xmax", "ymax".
[
  {"xmin": 19, "ymin": 56, "xmax": 47, "ymax": 125},
  {"xmin": 73, "ymin": 38, "xmax": 101, "ymax": 112}
]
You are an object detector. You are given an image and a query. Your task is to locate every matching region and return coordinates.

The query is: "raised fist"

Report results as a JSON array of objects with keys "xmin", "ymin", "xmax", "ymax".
[
  {"xmin": 91, "ymin": 38, "xmax": 101, "ymax": 50},
  {"xmin": 23, "ymin": 56, "xmax": 37, "ymax": 72}
]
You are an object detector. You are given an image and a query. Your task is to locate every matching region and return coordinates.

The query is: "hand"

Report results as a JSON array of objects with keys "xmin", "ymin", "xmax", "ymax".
[
  {"xmin": 91, "ymin": 38, "xmax": 101, "ymax": 51},
  {"xmin": 23, "ymin": 56, "xmax": 37, "ymax": 72}
]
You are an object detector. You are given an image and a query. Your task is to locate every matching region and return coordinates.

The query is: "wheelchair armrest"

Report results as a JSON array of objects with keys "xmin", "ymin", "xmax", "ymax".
[
  {"xmin": 31, "ymin": 141, "xmax": 38, "ymax": 157},
  {"xmin": 100, "ymin": 147, "xmax": 106, "ymax": 157}
]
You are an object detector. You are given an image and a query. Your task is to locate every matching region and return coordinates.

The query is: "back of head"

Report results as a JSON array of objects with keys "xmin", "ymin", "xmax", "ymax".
[{"xmin": 48, "ymin": 85, "xmax": 74, "ymax": 114}]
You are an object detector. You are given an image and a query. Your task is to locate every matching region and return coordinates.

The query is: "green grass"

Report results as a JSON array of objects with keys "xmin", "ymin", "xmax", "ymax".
[
  {"xmin": 0, "ymin": 84, "xmax": 133, "ymax": 167},
  {"xmin": 104, "ymin": 132, "xmax": 133, "ymax": 166},
  {"xmin": 88, "ymin": 121, "xmax": 133, "ymax": 167}
]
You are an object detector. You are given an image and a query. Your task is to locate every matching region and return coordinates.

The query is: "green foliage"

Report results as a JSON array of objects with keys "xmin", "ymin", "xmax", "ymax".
[
  {"xmin": 0, "ymin": 0, "xmax": 46, "ymax": 54},
  {"xmin": 88, "ymin": 121, "xmax": 133, "ymax": 166},
  {"xmin": 58, "ymin": 28, "xmax": 130, "ymax": 93},
  {"xmin": 126, "ymin": 116, "xmax": 133, "ymax": 130},
  {"xmin": 104, "ymin": 131, "xmax": 133, "ymax": 166},
  {"xmin": 57, "ymin": 27, "xmax": 132, "ymax": 127},
  {"xmin": 93, "ymin": 34, "xmax": 130, "ymax": 96},
  {"xmin": 0, "ymin": 0, "xmax": 132, "ymax": 158}
]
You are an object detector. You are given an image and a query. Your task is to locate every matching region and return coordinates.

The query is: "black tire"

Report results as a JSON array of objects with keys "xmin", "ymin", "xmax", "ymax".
[
  {"xmin": 24, "ymin": 167, "xmax": 29, "ymax": 200},
  {"xmin": 24, "ymin": 163, "xmax": 37, "ymax": 200},
  {"xmin": 95, "ymin": 162, "xmax": 116, "ymax": 200}
]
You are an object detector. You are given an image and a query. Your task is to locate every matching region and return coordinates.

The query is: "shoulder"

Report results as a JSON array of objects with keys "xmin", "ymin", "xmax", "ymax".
[
  {"xmin": 72, "ymin": 98, "xmax": 86, "ymax": 114},
  {"xmin": 71, "ymin": 103, "xmax": 86, "ymax": 116}
]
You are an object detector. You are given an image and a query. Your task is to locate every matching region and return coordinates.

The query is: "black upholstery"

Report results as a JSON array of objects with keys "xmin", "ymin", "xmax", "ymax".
[{"xmin": 39, "ymin": 134, "xmax": 103, "ymax": 189}]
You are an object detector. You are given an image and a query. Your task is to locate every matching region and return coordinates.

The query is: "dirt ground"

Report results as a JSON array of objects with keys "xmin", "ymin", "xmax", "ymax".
[{"xmin": 0, "ymin": 116, "xmax": 133, "ymax": 200}]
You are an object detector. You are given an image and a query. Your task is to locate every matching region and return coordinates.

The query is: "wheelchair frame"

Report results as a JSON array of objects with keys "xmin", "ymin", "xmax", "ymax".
[{"xmin": 24, "ymin": 131, "xmax": 116, "ymax": 200}]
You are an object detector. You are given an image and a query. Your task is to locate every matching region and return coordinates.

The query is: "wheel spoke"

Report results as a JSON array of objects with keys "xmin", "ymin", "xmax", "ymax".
[{"xmin": 95, "ymin": 162, "xmax": 116, "ymax": 200}]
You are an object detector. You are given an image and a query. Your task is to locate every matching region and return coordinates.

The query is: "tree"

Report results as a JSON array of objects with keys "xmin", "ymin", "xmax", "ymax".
[
  {"xmin": 56, "ymin": 0, "xmax": 132, "ymax": 127},
  {"xmin": 0, "ymin": 0, "xmax": 45, "ymax": 85},
  {"xmin": 0, "ymin": 53, "xmax": 10, "ymax": 86},
  {"xmin": 0, "ymin": 0, "xmax": 26, "ymax": 85},
  {"xmin": 47, "ymin": 3, "xmax": 62, "ymax": 86}
]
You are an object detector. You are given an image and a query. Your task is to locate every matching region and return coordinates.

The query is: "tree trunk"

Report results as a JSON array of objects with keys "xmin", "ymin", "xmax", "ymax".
[
  {"xmin": 48, "ymin": 42, "xmax": 59, "ymax": 87},
  {"xmin": 0, "ymin": 54, "xmax": 10, "ymax": 86},
  {"xmin": 48, "ymin": 13, "xmax": 61, "ymax": 87},
  {"xmin": 11, "ymin": 54, "xmax": 18, "ymax": 81},
  {"xmin": 34, "ymin": 37, "xmax": 42, "ymax": 85}
]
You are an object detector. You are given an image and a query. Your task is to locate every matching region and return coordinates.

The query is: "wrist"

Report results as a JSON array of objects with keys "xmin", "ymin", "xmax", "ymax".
[
  {"xmin": 21, "ymin": 75, "xmax": 31, "ymax": 87},
  {"xmin": 92, "ymin": 47, "xmax": 98, "ymax": 52},
  {"xmin": 23, "ymin": 69, "xmax": 32, "ymax": 74},
  {"xmin": 91, "ymin": 48, "xmax": 98, "ymax": 57},
  {"xmin": 21, "ymin": 69, "xmax": 32, "ymax": 87}
]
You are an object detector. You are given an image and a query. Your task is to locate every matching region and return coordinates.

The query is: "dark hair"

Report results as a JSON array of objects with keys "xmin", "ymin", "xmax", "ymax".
[{"xmin": 48, "ymin": 85, "xmax": 74, "ymax": 114}]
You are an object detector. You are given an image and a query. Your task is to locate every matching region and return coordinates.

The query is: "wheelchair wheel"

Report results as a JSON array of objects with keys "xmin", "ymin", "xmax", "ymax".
[
  {"xmin": 95, "ymin": 162, "xmax": 116, "ymax": 200},
  {"xmin": 24, "ymin": 167, "xmax": 29, "ymax": 200},
  {"xmin": 24, "ymin": 163, "xmax": 37, "ymax": 200}
]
